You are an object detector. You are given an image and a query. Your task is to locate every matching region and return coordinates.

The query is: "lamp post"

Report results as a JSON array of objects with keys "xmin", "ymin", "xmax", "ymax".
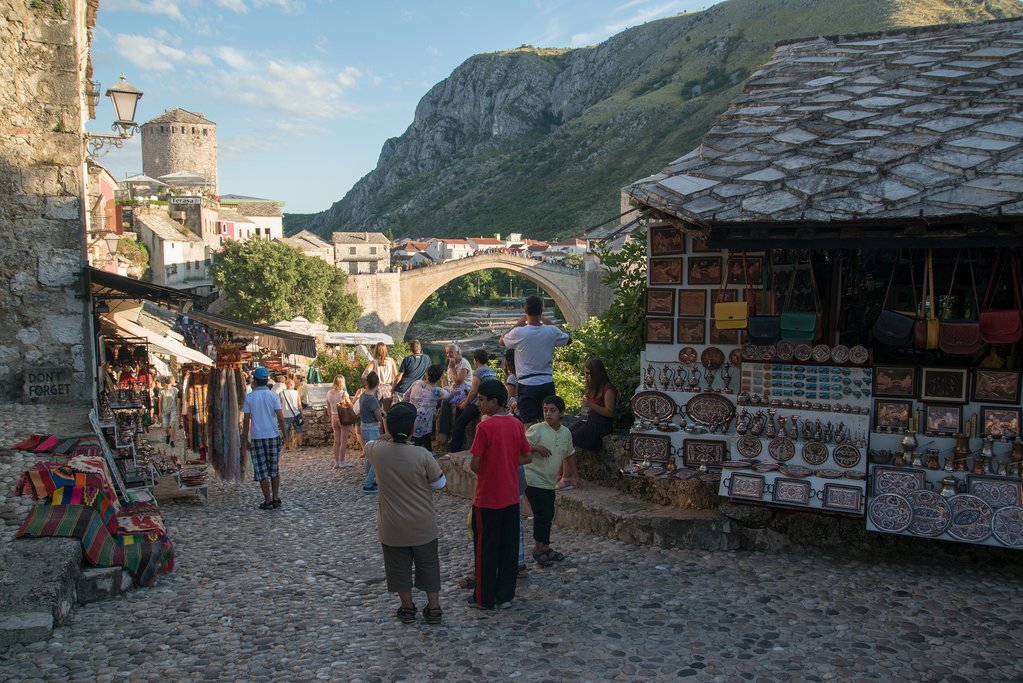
[{"xmin": 85, "ymin": 74, "xmax": 144, "ymax": 157}]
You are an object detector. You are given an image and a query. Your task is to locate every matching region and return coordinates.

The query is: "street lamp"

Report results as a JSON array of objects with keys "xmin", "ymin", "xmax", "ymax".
[{"xmin": 85, "ymin": 74, "xmax": 144, "ymax": 158}]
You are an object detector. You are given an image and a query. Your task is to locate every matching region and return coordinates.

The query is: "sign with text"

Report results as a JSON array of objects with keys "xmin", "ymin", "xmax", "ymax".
[
  {"xmin": 169, "ymin": 197, "xmax": 201, "ymax": 205},
  {"xmin": 24, "ymin": 366, "xmax": 74, "ymax": 402}
]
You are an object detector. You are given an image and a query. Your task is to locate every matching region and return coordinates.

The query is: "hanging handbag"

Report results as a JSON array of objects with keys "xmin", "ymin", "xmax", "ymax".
[
  {"xmin": 925, "ymin": 249, "xmax": 940, "ymax": 350},
  {"xmin": 283, "ymin": 391, "xmax": 303, "ymax": 426},
  {"xmin": 714, "ymin": 251, "xmax": 750, "ymax": 329},
  {"xmin": 780, "ymin": 251, "xmax": 821, "ymax": 341},
  {"xmin": 939, "ymin": 250, "xmax": 983, "ymax": 356},
  {"xmin": 337, "ymin": 394, "xmax": 358, "ymax": 426},
  {"xmin": 979, "ymin": 250, "xmax": 1023, "ymax": 344},
  {"xmin": 747, "ymin": 250, "xmax": 782, "ymax": 344},
  {"xmin": 872, "ymin": 249, "xmax": 916, "ymax": 347}
]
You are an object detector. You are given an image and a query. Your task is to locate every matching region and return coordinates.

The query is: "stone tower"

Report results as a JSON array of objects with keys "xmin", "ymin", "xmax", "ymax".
[{"xmin": 141, "ymin": 108, "xmax": 218, "ymax": 192}]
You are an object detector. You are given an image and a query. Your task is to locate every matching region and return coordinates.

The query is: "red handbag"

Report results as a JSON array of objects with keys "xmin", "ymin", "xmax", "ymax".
[
  {"xmin": 979, "ymin": 251, "xmax": 1023, "ymax": 345},
  {"xmin": 939, "ymin": 250, "xmax": 984, "ymax": 356}
]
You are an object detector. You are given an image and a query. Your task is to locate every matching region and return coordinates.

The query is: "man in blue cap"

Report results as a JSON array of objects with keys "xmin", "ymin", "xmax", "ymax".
[{"xmin": 242, "ymin": 366, "xmax": 288, "ymax": 509}]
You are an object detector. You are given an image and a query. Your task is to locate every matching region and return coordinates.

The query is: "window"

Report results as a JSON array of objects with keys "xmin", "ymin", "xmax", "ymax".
[
  {"xmin": 160, "ymin": 126, "xmax": 164, "ymax": 133},
  {"xmin": 171, "ymin": 126, "xmax": 176, "ymax": 133},
  {"xmin": 349, "ymin": 262, "xmax": 357, "ymax": 275},
  {"xmin": 370, "ymin": 246, "xmax": 377, "ymax": 255},
  {"xmin": 202, "ymin": 128, "xmax": 207, "ymax": 136},
  {"xmin": 186, "ymin": 261, "xmax": 191, "ymax": 271},
  {"xmin": 191, "ymin": 127, "xmax": 196, "ymax": 134},
  {"xmin": 349, "ymin": 247, "xmax": 357, "ymax": 255}
]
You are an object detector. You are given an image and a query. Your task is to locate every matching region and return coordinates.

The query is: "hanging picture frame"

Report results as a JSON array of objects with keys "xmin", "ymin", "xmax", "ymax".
[
  {"xmin": 874, "ymin": 399, "xmax": 913, "ymax": 432},
  {"xmin": 972, "ymin": 369, "xmax": 1021, "ymax": 405},
  {"xmin": 873, "ymin": 365, "xmax": 917, "ymax": 399},
  {"xmin": 920, "ymin": 367, "xmax": 969, "ymax": 403},
  {"xmin": 687, "ymin": 257, "xmax": 722, "ymax": 285},
  {"xmin": 676, "ymin": 318, "xmax": 706, "ymax": 345},
  {"xmin": 678, "ymin": 290, "xmax": 707, "ymax": 317},
  {"xmin": 980, "ymin": 406, "xmax": 1021, "ymax": 440},
  {"xmin": 646, "ymin": 318, "xmax": 674, "ymax": 344},
  {"xmin": 923, "ymin": 403, "xmax": 963, "ymax": 436},
  {"xmin": 649, "ymin": 258, "xmax": 683, "ymax": 285},
  {"xmin": 691, "ymin": 238, "xmax": 717, "ymax": 253},
  {"xmin": 727, "ymin": 255, "xmax": 764, "ymax": 285},
  {"xmin": 649, "ymin": 225, "xmax": 685, "ymax": 256},
  {"xmin": 646, "ymin": 289, "xmax": 676, "ymax": 317}
]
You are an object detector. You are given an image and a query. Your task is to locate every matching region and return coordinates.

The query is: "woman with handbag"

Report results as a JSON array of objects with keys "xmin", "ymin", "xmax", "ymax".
[
  {"xmin": 327, "ymin": 375, "xmax": 356, "ymax": 469},
  {"xmin": 281, "ymin": 379, "xmax": 304, "ymax": 450}
]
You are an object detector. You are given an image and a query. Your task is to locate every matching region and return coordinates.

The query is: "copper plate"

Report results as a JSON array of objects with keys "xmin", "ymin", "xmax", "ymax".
[
  {"xmin": 698, "ymin": 471, "xmax": 721, "ymax": 483},
  {"xmin": 776, "ymin": 341, "xmax": 795, "ymax": 361},
  {"xmin": 801, "ymin": 441, "xmax": 829, "ymax": 466},
  {"xmin": 685, "ymin": 393, "xmax": 735, "ymax": 427},
  {"xmin": 779, "ymin": 464, "xmax": 812, "ymax": 478},
  {"xmin": 741, "ymin": 344, "xmax": 758, "ymax": 360},
  {"xmin": 906, "ymin": 489, "xmax": 952, "ymax": 537},
  {"xmin": 768, "ymin": 436, "xmax": 796, "ymax": 462},
  {"xmin": 736, "ymin": 433, "xmax": 763, "ymax": 458},
  {"xmin": 946, "ymin": 494, "xmax": 993, "ymax": 542},
  {"xmin": 721, "ymin": 460, "xmax": 753, "ymax": 469},
  {"xmin": 629, "ymin": 433, "xmax": 672, "ymax": 465},
  {"xmin": 991, "ymin": 506, "xmax": 1023, "ymax": 548},
  {"xmin": 844, "ymin": 470, "xmax": 866, "ymax": 480},
  {"xmin": 729, "ymin": 348, "xmax": 742, "ymax": 366},
  {"xmin": 757, "ymin": 344, "xmax": 777, "ymax": 361},
  {"xmin": 868, "ymin": 493, "xmax": 913, "ymax": 532},
  {"xmin": 830, "ymin": 345, "xmax": 850, "ymax": 364},
  {"xmin": 701, "ymin": 346, "xmax": 725, "ymax": 370},
  {"xmin": 631, "ymin": 391, "xmax": 676, "ymax": 421},
  {"xmin": 849, "ymin": 345, "xmax": 869, "ymax": 365},
  {"xmin": 816, "ymin": 468, "xmax": 844, "ymax": 479},
  {"xmin": 832, "ymin": 444, "xmax": 861, "ymax": 469},
  {"xmin": 753, "ymin": 463, "xmax": 780, "ymax": 473},
  {"xmin": 678, "ymin": 346, "xmax": 698, "ymax": 365},
  {"xmin": 812, "ymin": 344, "xmax": 831, "ymax": 363},
  {"xmin": 794, "ymin": 344, "xmax": 813, "ymax": 361}
]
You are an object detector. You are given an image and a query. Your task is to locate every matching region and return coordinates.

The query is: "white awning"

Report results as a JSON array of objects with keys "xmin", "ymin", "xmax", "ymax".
[
  {"xmin": 324, "ymin": 332, "xmax": 394, "ymax": 346},
  {"xmin": 104, "ymin": 312, "xmax": 214, "ymax": 366}
]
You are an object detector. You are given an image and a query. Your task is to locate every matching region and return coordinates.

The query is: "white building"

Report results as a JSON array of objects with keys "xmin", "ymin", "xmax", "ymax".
[
  {"xmin": 425, "ymin": 238, "xmax": 473, "ymax": 262},
  {"xmin": 332, "ymin": 231, "xmax": 391, "ymax": 274},
  {"xmin": 135, "ymin": 210, "xmax": 211, "ymax": 289},
  {"xmin": 219, "ymin": 194, "xmax": 284, "ymax": 240},
  {"xmin": 467, "ymin": 236, "xmax": 506, "ymax": 252}
]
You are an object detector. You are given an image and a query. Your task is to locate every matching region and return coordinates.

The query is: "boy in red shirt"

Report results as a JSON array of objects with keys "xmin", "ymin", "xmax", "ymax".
[{"xmin": 467, "ymin": 379, "xmax": 532, "ymax": 610}]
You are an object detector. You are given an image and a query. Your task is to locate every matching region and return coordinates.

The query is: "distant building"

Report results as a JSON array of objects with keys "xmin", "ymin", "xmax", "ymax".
[
  {"xmin": 284, "ymin": 230, "xmax": 333, "ymax": 264},
  {"xmin": 551, "ymin": 237, "xmax": 587, "ymax": 256},
  {"xmin": 467, "ymin": 236, "xmax": 506, "ymax": 252},
  {"xmin": 85, "ymin": 160, "xmax": 122, "ymax": 273},
  {"xmin": 332, "ymin": 231, "xmax": 391, "ymax": 274},
  {"xmin": 135, "ymin": 209, "xmax": 211, "ymax": 290},
  {"xmin": 425, "ymin": 238, "xmax": 472, "ymax": 261},
  {"xmin": 215, "ymin": 208, "xmax": 256, "ymax": 244},
  {"xmin": 219, "ymin": 194, "xmax": 283, "ymax": 240},
  {"xmin": 140, "ymin": 108, "xmax": 218, "ymax": 192},
  {"xmin": 391, "ymin": 242, "xmax": 434, "ymax": 269}
]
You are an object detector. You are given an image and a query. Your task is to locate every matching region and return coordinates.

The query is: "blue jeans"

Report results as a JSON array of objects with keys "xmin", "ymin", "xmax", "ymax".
[{"xmin": 362, "ymin": 423, "xmax": 380, "ymax": 488}]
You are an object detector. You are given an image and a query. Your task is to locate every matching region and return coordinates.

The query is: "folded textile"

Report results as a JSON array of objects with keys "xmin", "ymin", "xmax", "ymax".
[
  {"xmin": 12, "ymin": 434, "xmax": 44, "ymax": 451},
  {"xmin": 14, "ymin": 463, "xmax": 117, "ymax": 509},
  {"xmin": 32, "ymin": 435, "xmax": 59, "ymax": 453},
  {"xmin": 49, "ymin": 485, "xmax": 118, "ymax": 534}
]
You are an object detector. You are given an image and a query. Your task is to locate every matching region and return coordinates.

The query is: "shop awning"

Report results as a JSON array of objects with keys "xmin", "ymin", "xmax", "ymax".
[
  {"xmin": 103, "ymin": 313, "xmax": 214, "ymax": 366},
  {"xmin": 323, "ymin": 332, "xmax": 394, "ymax": 346},
  {"xmin": 89, "ymin": 267, "xmax": 202, "ymax": 314},
  {"xmin": 186, "ymin": 310, "xmax": 318, "ymax": 357}
]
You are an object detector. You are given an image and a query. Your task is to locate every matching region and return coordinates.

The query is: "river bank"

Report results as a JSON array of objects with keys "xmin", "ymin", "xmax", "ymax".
[{"xmin": 408, "ymin": 305, "xmax": 563, "ymax": 362}]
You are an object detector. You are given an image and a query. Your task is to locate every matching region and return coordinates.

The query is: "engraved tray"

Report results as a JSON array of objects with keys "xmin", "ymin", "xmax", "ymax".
[
  {"xmin": 946, "ymin": 494, "xmax": 993, "ymax": 543},
  {"xmin": 631, "ymin": 391, "xmax": 676, "ymax": 421},
  {"xmin": 685, "ymin": 393, "xmax": 735, "ymax": 427}
]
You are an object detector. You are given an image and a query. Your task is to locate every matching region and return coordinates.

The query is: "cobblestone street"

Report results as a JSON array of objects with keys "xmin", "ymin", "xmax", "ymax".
[{"xmin": 2, "ymin": 438, "xmax": 1023, "ymax": 682}]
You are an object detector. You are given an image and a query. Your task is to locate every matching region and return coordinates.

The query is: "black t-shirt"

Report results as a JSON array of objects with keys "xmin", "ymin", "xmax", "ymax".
[{"xmin": 394, "ymin": 353, "xmax": 431, "ymax": 394}]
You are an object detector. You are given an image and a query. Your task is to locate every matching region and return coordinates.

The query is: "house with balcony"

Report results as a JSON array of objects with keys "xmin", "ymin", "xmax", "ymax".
[{"xmin": 332, "ymin": 231, "xmax": 391, "ymax": 274}]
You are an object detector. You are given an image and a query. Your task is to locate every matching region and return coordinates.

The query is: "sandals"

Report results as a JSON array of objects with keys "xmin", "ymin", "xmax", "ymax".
[
  {"xmin": 272, "ymin": 499, "xmax": 282, "ymax": 508},
  {"xmin": 396, "ymin": 605, "xmax": 417, "ymax": 624},
  {"xmin": 532, "ymin": 550, "xmax": 554, "ymax": 568},
  {"xmin": 258, "ymin": 501, "xmax": 274, "ymax": 510},
  {"xmin": 422, "ymin": 606, "xmax": 443, "ymax": 625}
]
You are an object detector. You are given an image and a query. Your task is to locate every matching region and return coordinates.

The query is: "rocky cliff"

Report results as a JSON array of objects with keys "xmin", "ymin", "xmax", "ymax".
[{"xmin": 288, "ymin": 0, "xmax": 1021, "ymax": 241}]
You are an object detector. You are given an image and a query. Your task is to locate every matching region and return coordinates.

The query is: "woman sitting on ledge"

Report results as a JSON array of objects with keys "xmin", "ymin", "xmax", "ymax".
[{"xmin": 562, "ymin": 358, "xmax": 617, "ymax": 490}]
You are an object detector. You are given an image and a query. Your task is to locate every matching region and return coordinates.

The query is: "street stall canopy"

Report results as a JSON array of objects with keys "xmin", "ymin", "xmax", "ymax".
[
  {"xmin": 102, "ymin": 312, "xmax": 214, "ymax": 366},
  {"xmin": 623, "ymin": 18, "xmax": 1023, "ymax": 248},
  {"xmin": 186, "ymin": 310, "xmax": 318, "ymax": 357},
  {"xmin": 89, "ymin": 267, "xmax": 202, "ymax": 314},
  {"xmin": 323, "ymin": 332, "xmax": 394, "ymax": 346},
  {"xmin": 121, "ymin": 173, "xmax": 169, "ymax": 188}
]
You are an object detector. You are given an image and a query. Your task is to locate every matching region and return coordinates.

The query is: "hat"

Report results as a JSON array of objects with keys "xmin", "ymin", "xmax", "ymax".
[{"xmin": 253, "ymin": 367, "xmax": 270, "ymax": 380}]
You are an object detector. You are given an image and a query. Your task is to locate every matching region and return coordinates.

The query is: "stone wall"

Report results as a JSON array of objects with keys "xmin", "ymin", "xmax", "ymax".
[
  {"xmin": 0, "ymin": 0, "xmax": 94, "ymax": 402},
  {"xmin": 140, "ymin": 120, "xmax": 218, "ymax": 192},
  {"xmin": 345, "ymin": 272, "xmax": 403, "ymax": 338}
]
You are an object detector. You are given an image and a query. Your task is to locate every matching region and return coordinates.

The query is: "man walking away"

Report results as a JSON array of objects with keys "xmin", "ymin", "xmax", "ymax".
[
  {"xmin": 499, "ymin": 295, "xmax": 570, "ymax": 425},
  {"xmin": 241, "ymin": 367, "xmax": 288, "ymax": 510}
]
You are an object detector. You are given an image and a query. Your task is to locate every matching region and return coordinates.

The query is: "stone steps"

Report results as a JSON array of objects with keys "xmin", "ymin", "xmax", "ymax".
[{"xmin": 0, "ymin": 538, "xmax": 80, "ymax": 647}]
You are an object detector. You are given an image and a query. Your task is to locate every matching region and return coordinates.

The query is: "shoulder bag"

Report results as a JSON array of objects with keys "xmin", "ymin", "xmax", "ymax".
[
  {"xmin": 872, "ymin": 249, "xmax": 916, "ymax": 348},
  {"xmin": 747, "ymin": 251, "xmax": 782, "ymax": 344},
  {"xmin": 780, "ymin": 251, "xmax": 821, "ymax": 341},
  {"xmin": 979, "ymin": 250, "xmax": 1023, "ymax": 344},
  {"xmin": 282, "ymin": 391, "xmax": 303, "ymax": 426},
  {"xmin": 713, "ymin": 251, "xmax": 749, "ymax": 330},
  {"xmin": 337, "ymin": 393, "xmax": 358, "ymax": 425},
  {"xmin": 938, "ymin": 250, "xmax": 983, "ymax": 356}
]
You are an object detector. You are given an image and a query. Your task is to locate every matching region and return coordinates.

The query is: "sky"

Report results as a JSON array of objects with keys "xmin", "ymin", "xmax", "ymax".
[{"xmin": 90, "ymin": 0, "xmax": 710, "ymax": 214}]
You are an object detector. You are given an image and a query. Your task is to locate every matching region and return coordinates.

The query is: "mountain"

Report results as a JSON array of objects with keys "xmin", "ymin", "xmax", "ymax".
[{"xmin": 286, "ymin": 0, "xmax": 1022, "ymax": 242}]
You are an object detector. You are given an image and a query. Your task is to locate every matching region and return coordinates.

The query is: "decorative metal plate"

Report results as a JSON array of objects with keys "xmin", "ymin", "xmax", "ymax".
[
  {"xmin": 869, "ymin": 493, "xmax": 913, "ymax": 532},
  {"xmin": 822, "ymin": 483, "xmax": 863, "ymax": 513},
  {"xmin": 906, "ymin": 489, "xmax": 952, "ymax": 537},
  {"xmin": 779, "ymin": 464, "xmax": 812, "ymax": 478},
  {"xmin": 801, "ymin": 441, "xmax": 829, "ymax": 466},
  {"xmin": 727, "ymin": 473, "xmax": 766, "ymax": 500},
  {"xmin": 773, "ymin": 477, "xmax": 811, "ymax": 505},
  {"xmin": 946, "ymin": 494, "xmax": 994, "ymax": 542},
  {"xmin": 673, "ymin": 468, "xmax": 701, "ymax": 480},
  {"xmin": 631, "ymin": 391, "xmax": 676, "ymax": 421},
  {"xmin": 701, "ymin": 347, "xmax": 725, "ymax": 370},
  {"xmin": 768, "ymin": 436, "xmax": 796, "ymax": 462},
  {"xmin": 736, "ymin": 433, "xmax": 763, "ymax": 458},
  {"xmin": 872, "ymin": 466, "xmax": 926, "ymax": 496},
  {"xmin": 844, "ymin": 470, "xmax": 866, "ymax": 480},
  {"xmin": 756, "ymin": 344, "xmax": 777, "ymax": 361},
  {"xmin": 776, "ymin": 341, "xmax": 795, "ymax": 361},
  {"xmin": 729, "ymin": 348, "xmax": 742, "ymax": 366},
  {"xmin": 753, "ymin": 463, "xmax": 779, "ymax": 473},
  {"xmin": 698, "ymin": 471, "xmax": 721, "ymax": 483},
  {"xmin": 830, "ymin": 345, "xmax": 850, "ymax": 364},
  {"xmin": 794, "ymin": 344, "xmax": 813, "ymax": 361},
  {"xmin": 721, "ymin": 460, "xmax": 753, "ymax": 469},
  {"xmin": 643, "ymin": 466, "xmax": 666, "ymax": 478},
  {"xmin": 816, "ymin": 468, "xmax": 844, "ymax": 479},
  {"xmin": 967, "ymin": 475, "xmax": 1022, "ymax": 509},
  {"xmin": 832, "ymin": 444, "xmax": 861, "ymax": 469},
  {"xmin": 685, "ymin": 393, "xmax": 735, "ymax": 427},
  {"xmin": 628, "ymin": 433, "xmax": 672, "ymax": 465},
  {"xmin": 991, "ymin": 506, "xmax": 1023, "ymax": 548},
  {"xmin": 678, "ymin": 347, "xmax": 698, "ymax": 365},
  {"xmin": 682, "ymin": 438, "xmax": 727, "ymax": 468},
  {"xmin": 849, "ymin": 345, "xmax": 869, "ymax": 365},
  {"xmin": 811, "ymin": 344, "xmax": 831, "ymax": 363},
  {"xmin": 741, "ymin": 344, "xmax": 758, "ymax": 360}
]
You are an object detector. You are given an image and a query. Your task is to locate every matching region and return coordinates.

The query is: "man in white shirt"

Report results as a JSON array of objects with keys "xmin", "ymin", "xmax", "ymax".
[
  {"xmin": 499, "ymin": 295, "xmax": 570, "ymax": 424},
  {"xmin": 242, "ymin": 367, "xmax": 288, "ymax": 510}
]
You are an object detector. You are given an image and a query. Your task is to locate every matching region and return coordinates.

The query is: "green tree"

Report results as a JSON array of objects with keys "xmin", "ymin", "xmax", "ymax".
[{"xmin": 211, "ymin": 239, "xmax": 362, "ymax": 329}]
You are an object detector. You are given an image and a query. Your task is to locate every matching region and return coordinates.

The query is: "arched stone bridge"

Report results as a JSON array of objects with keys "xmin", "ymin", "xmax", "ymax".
[{"xmin": 345, "ymin": 253, "xmax": 613, "ymax": 339}]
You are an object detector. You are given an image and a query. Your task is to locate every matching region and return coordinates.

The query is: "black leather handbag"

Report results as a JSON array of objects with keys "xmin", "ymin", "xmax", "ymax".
[{"xmin": 872, "ymin": 250, "xmax": 916, "ymax": 348}]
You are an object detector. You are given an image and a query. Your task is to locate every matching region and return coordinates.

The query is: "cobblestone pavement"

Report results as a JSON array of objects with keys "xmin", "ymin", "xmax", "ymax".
[{"xmin": 3, "ymin": 432, "xmax": 1023, "ymax": 682}]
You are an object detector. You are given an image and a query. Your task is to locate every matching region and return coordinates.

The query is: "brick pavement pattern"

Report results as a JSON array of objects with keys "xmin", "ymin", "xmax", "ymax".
[{"xmin": 2, "ymin": 440, "xmax": 1023, "ymax": 681}]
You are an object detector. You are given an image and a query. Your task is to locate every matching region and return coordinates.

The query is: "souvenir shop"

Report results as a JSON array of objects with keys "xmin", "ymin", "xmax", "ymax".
[{"xmin": 628, "ymin": 224, "xmax": 1023, "ymax": 550}]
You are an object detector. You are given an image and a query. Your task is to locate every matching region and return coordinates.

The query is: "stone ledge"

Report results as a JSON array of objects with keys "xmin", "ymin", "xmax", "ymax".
[
  {"xmin": 0, "ymin": 537, "xmax": 79, "ymax": 646},
  {"xmin": 77, "ymin": 566, "xmax": 133, "ymax": 605}
]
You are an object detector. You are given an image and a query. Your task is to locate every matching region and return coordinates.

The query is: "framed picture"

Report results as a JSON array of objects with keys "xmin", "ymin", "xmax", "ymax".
[
  {"xmin": 678, "ymin": 290, "xmax": 707, "ymax": 317},
  {"xmin": 980, "ymin": 406, "xmax": 1021, "ymax": 440},
  {"xmin": 646, "ymin": 288, "xmax": 676, "ymax": 317},
  {"xmin": 691, "ymin": 238, "xmax": 717, "ymax": 253},
  {"xmin": 875, "ymin": 399, "xmax": 913, "ymax": 432},
  {"xmin": 649, "ymin": 225, "xmax": 685, "ymax": 256},
  {"xmin": 972, "ymin": 369, "xmax": 1022, "ymax": 405},
  {"xmin": 923, "ymin": 403, "xmax": 963, "ymax": 435},
  {"xmin": 676, "ymin": 318, "xmax": 706, "ymax": 345},
  {"xmin": 646, "ymin": 318, "xmax": 674, "ymax": 344},
  {"xmin": 687, "ymin": 257, "xmax": 722, "ymax": 285},
  {"xmin": 726, "ymin": 255, "xmax": 763, "ymax": 285},
  {"xmin": 920, "ymin": 367, "xmax": 969, "ymax": 403},
  {"xmin": 712, "ymin": 289, "xmax": 738, "ymax": 304},
  {"xmin": 709, "ymin": 325, "xmax": 741, "ymax": 345},
  {"xmin": 649, "ymin": 258, "xmax": 683, "ymax": 285},
  {"xmin": 874, "ymin": 365, "xmax": 917, "ymax": 399}
]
